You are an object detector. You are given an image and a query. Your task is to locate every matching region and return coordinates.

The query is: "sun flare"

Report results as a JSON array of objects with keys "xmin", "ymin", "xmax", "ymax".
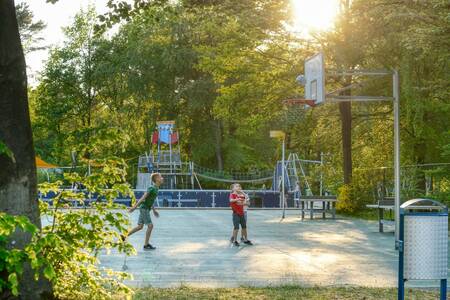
[{"xmin": 291, "ymin": 0, "xmax": 340, "ymax": 32}]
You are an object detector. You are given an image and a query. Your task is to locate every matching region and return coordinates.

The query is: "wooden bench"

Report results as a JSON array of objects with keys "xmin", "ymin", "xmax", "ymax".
[
  {"xmin": 366, "ymin": 197, "xmax": 394, "ymax": 232},
  {"xmin": 299, "ymin": 196, "xmax": 337, "ymax": 220}
]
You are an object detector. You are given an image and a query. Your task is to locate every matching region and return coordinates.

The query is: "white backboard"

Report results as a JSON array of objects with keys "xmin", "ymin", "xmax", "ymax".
[{"xmin": 304, "ymin": 52, "xmax": 325, "ymax": 105}]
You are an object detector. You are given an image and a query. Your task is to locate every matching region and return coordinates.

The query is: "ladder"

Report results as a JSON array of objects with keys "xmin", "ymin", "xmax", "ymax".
[{"xmin": 286, "ymin": 153, "xmax": 299, "ymax": 192}]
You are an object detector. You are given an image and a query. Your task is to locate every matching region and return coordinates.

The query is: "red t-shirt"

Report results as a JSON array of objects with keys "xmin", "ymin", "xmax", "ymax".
[{"xmin": 229, "ymin": 192, "xmax": 245, "ymax": 216}]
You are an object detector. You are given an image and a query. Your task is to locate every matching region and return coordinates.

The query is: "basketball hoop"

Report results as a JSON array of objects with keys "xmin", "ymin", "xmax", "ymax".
[
  {"xmin": 280, "ymin": 98, "xmax": 315, "ymax": 127},
  {"xmin": 282, "ymin": 98, "xmax": 316, "ymax": 107}
]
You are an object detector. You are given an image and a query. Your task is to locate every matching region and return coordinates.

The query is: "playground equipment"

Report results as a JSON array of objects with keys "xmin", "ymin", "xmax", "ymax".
[
  {"xmin": 137, "ymin": 121, "xmax": 275, "ymax": 189},
  {"xmin": 136, "ymin": 121, "xmax": 199, "ymax": 190},
  {"xmin": 137, "ymin": 121, "xmax": 322, "ymax": 194},
  {"xmin": 273, "ymin": 153, "xmax": 323, "ymax": 195},
  {"xmin": 136, "ymin": 120, "xmax": 273, "ymax": 190}
]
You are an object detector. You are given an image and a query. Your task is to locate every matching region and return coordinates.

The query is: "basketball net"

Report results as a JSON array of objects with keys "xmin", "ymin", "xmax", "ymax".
[{"xmin": 280, "ymin": 98, "xmax": 315, "ymax": 126}]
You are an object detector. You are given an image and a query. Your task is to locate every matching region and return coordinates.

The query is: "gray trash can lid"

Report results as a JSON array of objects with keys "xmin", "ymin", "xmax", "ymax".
[{"xmin": 400, "ymin": 198, "xmax": 447, "ymax": 211}]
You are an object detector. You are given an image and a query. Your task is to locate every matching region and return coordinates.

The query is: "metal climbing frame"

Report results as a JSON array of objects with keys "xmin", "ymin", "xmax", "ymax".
[{"xmin": 273, "ymin": 153, "xmax": 323, "ymax": 200}]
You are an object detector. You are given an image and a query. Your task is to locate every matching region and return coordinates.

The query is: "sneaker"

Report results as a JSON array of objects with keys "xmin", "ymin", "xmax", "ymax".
[
  {"xmin": 240, "ymin": 237, "xmax": 245, "ymax": 242},
  {"xmin": 233, "ymin": 241, "xmax": 240, "ymax": 247},
  {"xmin": 243, "ymin": 240, "xmax": 253, "ymax": 245},
  {"xmin": 230, "ymin": 237, "xmax": 234, "ymax": 243},
  {"xmin": 143, "ymin": 244, "xmax": 156, "ymax": 250}
]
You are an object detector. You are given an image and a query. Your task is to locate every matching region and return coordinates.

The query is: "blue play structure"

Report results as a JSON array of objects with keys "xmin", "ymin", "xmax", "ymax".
[{"xmin": 272, "ymin": 161, "xmax": 290, "ymax": 191}]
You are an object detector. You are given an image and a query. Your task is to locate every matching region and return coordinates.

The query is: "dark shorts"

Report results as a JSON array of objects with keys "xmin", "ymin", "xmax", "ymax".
[{"xmin": 232, "ymin": 212, "xmax": 246, "ymax": 230}]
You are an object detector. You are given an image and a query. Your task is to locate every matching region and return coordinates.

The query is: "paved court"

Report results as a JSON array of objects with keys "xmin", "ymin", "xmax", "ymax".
[{"xmin": 98, "ymin": 209, "xmax": 449, "ymax": 288}]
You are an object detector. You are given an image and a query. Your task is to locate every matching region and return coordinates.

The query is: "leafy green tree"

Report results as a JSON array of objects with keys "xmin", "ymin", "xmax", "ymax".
[
  {"xmin": 183, "ymin": 0, "xmax": 300, "ymax": 170},
  {"xmin": 34, "ymin": 7, "xmax": 132, "ymax": 165},
  {"xmin": 16, "ymin": 2, "xmax": 46, "ymax": 54},
  {"xmin": 346, "ymin": 0, "xmax": 449, "ymax": 195}
]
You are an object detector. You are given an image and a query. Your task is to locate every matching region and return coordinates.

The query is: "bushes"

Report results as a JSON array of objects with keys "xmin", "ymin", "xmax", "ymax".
[
  {"xmin": 336, "ymin": 184, "xmax": 358, "ymax": 213},
  {"xmin": 0, "ymin": 214, "xmax": 43, "ymax": 297},
  {"xmin": 336, "ymin": 180, "xmax": 374, "ymax": 214}
]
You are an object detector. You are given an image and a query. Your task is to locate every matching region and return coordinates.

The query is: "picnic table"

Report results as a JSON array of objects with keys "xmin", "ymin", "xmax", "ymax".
[
  {"xmin": 299, "ymin": 196, "xmax": 337, "ymax": 220},
  {"xmin": 366, "ymin": 197, "xmax": 394, "ymax": 232}
]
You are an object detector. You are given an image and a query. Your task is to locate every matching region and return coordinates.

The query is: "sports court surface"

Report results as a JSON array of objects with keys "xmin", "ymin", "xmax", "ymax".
[{"xmin": 98, "ymin": 209, "xmax": 449, "ymax": 288}]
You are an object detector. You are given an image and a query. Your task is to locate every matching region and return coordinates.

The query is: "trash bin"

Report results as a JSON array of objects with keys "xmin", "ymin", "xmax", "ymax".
[{"xmin": 398, "ymin": 198, "xmax": 448, "ymax": 300}]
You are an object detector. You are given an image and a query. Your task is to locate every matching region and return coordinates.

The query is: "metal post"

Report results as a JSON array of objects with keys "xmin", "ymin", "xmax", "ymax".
[
  {"xmin": 320, "ymin": 152, "xmax": 324, "ymax": 196},
  {"xmin": 281, "ymin": 137, "xmax": 286, "ymax": 219},
  {"xmin": 190, "ymin": 162, "xmax": 195, "ymax": 189},
  {"xmin": 398, "ymin": 212, "xmax": 405, "ymax": 300},
  {"xmin": 440, "ymin": 279, "xmax": 447, "ymax": 300},
  {"xmin": 393, "ymin": 70, "xmax": 401, "ymax": 245},
  {"xmin": 169, "ymin": 131, "xmax": 172, "ymax": 173}
]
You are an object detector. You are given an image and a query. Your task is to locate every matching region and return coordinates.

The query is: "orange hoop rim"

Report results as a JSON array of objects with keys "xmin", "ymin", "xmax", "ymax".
[{"xmin": 282, "ymin": 98, "xmax": 316, "ymax": 107}]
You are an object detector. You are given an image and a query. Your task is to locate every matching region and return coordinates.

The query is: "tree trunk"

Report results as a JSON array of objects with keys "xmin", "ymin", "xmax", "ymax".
[
  {"xmin": 213, "ymin": 120, "xmax": 223, "ymax": 171},
  {"xmin": 0, "ymin": 1, "xmax": 52, "ymax": 298},
  {"xmin": 339, "ymin": 101, "xmax": 352, "ymax": 184},
  {"xmin": 338, "ymin": 0, "xmax": 353, "ymax": 185}
]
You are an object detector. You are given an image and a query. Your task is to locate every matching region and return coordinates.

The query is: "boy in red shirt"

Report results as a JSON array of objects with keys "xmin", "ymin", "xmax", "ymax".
[{"xmin": 229, "ymin": 183, "xmax": 253, "ymax": 246}]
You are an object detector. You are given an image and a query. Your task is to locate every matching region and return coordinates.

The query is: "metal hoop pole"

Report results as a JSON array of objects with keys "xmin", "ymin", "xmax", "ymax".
[
  {"xmin": 393, "ymin": 70, "xmax": 401, "ymax": 245},
  {"xmin": 281, "ymin": 137, "xmax": 286, "ymax": 219}
]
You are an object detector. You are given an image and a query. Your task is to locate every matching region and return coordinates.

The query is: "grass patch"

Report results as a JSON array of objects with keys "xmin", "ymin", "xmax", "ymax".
[{"xmin": 133, "ymin": 286, "xmax": 444, "ymax": 300}]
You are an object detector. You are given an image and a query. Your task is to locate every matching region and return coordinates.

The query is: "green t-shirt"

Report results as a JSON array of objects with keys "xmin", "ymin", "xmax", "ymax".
[{"xmin": 139, "ymin": 186, "xmax": 158, "ymax": 209}]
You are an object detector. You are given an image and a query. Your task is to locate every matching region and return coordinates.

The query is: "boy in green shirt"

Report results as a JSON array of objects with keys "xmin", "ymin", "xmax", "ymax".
[{"xmin": 123, "ymin": 173, "xmax": 163, "ymax": 250}]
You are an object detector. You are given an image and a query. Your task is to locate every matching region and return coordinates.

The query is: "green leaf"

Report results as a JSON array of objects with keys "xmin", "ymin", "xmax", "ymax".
[
  {"xmin": 24, "ymin": 222, "xmax": 37, "ymax": 234},
  {"xmin": 43, "ymin": 265, "xmax": 56, "ymax": 280},
  {"xmin": 8, "ymin": 273, "xmax": 17, "ymax": 284},
  {"xmin": 8, "ymin": 273, "xmax": 18, "ymax": 296}
]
